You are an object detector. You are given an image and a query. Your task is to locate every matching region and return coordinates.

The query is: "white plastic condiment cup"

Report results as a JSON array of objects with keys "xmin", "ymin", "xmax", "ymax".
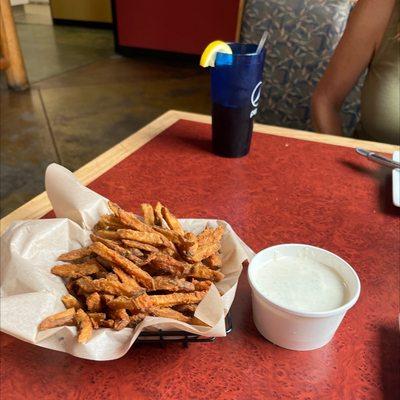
[{"xmin": 248, "ymin": 244, "xmax": 361, "ymax": 351}]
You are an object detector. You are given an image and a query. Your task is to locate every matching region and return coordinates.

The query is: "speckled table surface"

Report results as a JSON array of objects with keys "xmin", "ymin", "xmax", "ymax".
[{"xmin": 1, "ymin": 120, "xmax": 399, "ymax": 400}]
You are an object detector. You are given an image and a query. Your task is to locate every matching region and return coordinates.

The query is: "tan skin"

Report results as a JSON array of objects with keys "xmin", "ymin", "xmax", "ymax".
[{"xmin": 311, "ymin": 0, "xmax": 396, "ymax": 135}]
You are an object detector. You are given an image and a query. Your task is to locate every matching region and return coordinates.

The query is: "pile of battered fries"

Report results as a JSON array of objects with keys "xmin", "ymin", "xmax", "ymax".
[{"xmin": 38, "ymin": 201, "xmax": 225, "ymax": 343}]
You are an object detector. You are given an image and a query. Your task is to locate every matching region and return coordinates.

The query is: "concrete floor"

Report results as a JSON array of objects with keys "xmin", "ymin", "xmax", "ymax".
[{"xmin": 1, "ymin": 4, "xmax": 210, "ymax": 218}]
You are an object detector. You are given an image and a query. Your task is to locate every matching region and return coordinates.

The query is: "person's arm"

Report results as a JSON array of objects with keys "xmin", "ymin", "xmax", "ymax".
[{"xmin": 311, "ymin": 0, "xmax": 395, "ymax": 135}]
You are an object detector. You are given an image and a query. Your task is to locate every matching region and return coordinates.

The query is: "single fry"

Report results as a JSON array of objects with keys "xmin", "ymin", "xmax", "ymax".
[
  {"xmin": 141, "ymin": 203, "xmax": 155, "ymax": 226},
  {"xmin": 151, "ymin": 253, "xmax": 187, "ymax": 275},
  {"xmin": 93, "ymin": 230, "xmax": 120, "ymax": 240},
  {"xmin": 154, "ymin": 202, "xmax": 164, "ymax": 226},
  {"xmin": 107, "ymin": 294, "xmax": 153, "ymax": 311},
  {"xmin": 112, "ymin": 266, "xmax": 143, "ymax": 290},
  {"xmin": 149, "ymin": 307, "xmax": 191, "ymax": 323},
  {"xmin": 61, "ymin": 294, "xmax": 82, "ymax": 310},
  {"xmin": 57, "ymin": 247, "xmax": 93, "ymax": 262},
  {"xmin": 51, "ymin": 261, "xmax": 99, "ymax": 279},
  {"xmin": 75, "ymin": 309, "xmax": 93, "ymax": 343},
  {"xmin": 203, "ymin": 253, "xmax": 222, "ymax": 269},
  {"xmin": 110, "ymin": 309, "xmax": 130, "ymax": 330},
  {"xmin": 152, "ymin": 226, "xmax": 181, "ymax": 244},
  {"xmin": 192, "ymin": 279, "xmax": 213, "ymax": 291},
  {"xmin": 117, "ymin": 229, "xmax": 173, "ymax": 249},
  {"xmin": 173, "ymin": 304, "xmax": 197, "ymax": 315},
  {"xmin": 189, "ymin": 243, "xmax": 221, "ymax": 263},
  {"xmin": 109, "ymin": 201, "xmax": 153, "ymax": 233},
  {"xmin": 128, "ymin": 313, "xmax": 146, "ymax": 328},
  {"xmin": 152, "ymin": 276, "xmax": 195, "ymax": 292},
  {"xmin": 161, "ymin": 206, "xmax": 184, "ymax": 235},
  {"xmin": 87, "ymin": 312, "xmax": 106, "ymax": 329},
  {"xmin": 184, "ymin": 264, "xmax": 224, "ymax": 282},
  {"xmin": 179, "ymin": 232, "xmax": 198, "ymax": 257},
  {"xmin": 122, "ymin": 239, "xmax": 159, "ymax": 253},
  {"xmin": 76, "ymin": 276, "xmax": 141, "ymax": 297},
  {"xmin": 90, "ymin": 242, "xmax": 154, "ymax": 289},
  {"xmin": 197, "ymin": 226, "xmax": 224, "ymax": 246},
  {"xmin": 90, "ymin": 234, "xmax": 143, "ymax": 264},
  {"xmin": 95, "ymin": 214, "xmax": 125, "ymax": 230},
  {"xmin": 38, "ymin": 308, "xmax": 75, "ymax": 331},
  {"xmin": 86, "ymin": 292, "xmax": 102, "ymax": 312},
  {"xmin": 149, "ymin": 291, "xmax": 207, "ymax": 308}
]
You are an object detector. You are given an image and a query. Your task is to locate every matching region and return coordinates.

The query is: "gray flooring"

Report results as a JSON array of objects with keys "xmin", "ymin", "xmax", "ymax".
[{"xmin": 1, "ymin": 4, "xmax": 210, "ymax": 218}]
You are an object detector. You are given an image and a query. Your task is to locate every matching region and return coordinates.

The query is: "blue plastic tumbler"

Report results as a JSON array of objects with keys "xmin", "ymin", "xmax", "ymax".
[{"xmin": 211, "ymin": 43, "xmax": 265, "ymax": 157}]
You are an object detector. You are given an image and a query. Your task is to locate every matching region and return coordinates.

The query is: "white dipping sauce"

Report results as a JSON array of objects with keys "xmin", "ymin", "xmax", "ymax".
[{"xmin": 254, "ymin": 255, "xmax": 348, "ymax": 312}]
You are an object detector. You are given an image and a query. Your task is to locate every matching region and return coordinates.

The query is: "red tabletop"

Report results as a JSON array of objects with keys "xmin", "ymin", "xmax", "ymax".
[{"xmin": 1, "ymin": 120, "xmax": 399, "ymax": 400}]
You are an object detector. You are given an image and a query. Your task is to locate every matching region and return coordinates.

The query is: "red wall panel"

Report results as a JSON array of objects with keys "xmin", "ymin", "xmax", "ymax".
[{"xmin": 114, "ymin": 0, "xmax": 242, "ymax": 55}]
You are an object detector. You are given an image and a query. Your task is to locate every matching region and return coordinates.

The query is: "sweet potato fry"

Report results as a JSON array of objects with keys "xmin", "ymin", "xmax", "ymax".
[
  {"xmin": 61, "ymin": 294, "xmax": 82, "ymax": 310},
  {"xmin": 51, "ymin": 261, "xmax": 100, "ymax": 279},
  {"xmin": 107, "ymin": 294, "xmax": 153, "ymax": 311},
  {"xmin": 128, "ymin": 313, "xmax": 146, "ymax": 328},
  {"xmin": 86, "ymin": 292, "xmax": 102, "ymax": 312},
  {"xmin": 203, "ymin": 253, "xmax": 222, "ymax": 269},
  {"xmin": 189, "ymin": 243, "xmax": 221, "ymax": 263},
  {"xmin": 110, "ymin": 309, "xmax": 130, "ymax": 331},
  {"xmin": 151, "ymin": 253, "xmax": 187, "ymax": 275},
  {"xmin": 161, "ymin": 206, "xmax": 184, "ymax": 235},
  {"xmin": 178, "ymin": 232, "xmax": 198, "ymax": 257},
  {"xmin": 149, "ymin": 307, "xmax": 191, "ymax": 323},
  {"xmin": 184, "ymin": 264, "xmax": 224, "ymax": 282},
  {"xmin": 38, "ymin": 308, "xmax": 75, "ymax": 331},
  {"xmin": 87, "ymin": 312, "xmax": 106, "ymax": 329},
  {"xmin": 101, "ymin": 294, "xmax": 114, "ymax": 305},
  {"xmin": 141, "ymin": 203, "xmax": 155, "ymax": 226},
  {"xmin": 57, "ymin": 247, "xmax": 93, "ymax": 262},
  {"xmin": 149, "ymin": 291, "xmax": 207, "ymax": 308},
  {"xmin": 152, "ymin": 276, "xmax": 195, "ymax": 292},
  {"xmin": 109, "ymin": 201, "xmax": 153, "ymax": 233},
  {"xmin": 95, "ymin": 214, "xmax": 125, "ymax": 230},
  {"xmin": 90, "ymin": 234, "xmax": 143, "ymax": 264},
  {"xmin": 192, "ymin": 279, "xmax": 213, "ymax": 291},
  {"xmin": 76, "ymin": 276, "xmax": 142, "ymax": 297},
  {"xmin": 197, "ymin": 226, "xmax": 224, "ymax": 245},
  {"xmin": 90, "ymin": 242, "xmax": 154, "ymax": 289},
  {"xmin": 93, "ymin": 230, "xmax": 120, "ymax": 240},
  {"xmin": 99, "ymin": 319, "xmax": 115, "ymax": 328},
  {"xmin": 112, "ymin": 266, "xmax": 143, "ymax": 290},
  {"xmin": 122, "ymin": 239, "xmax": 159, "ymax": 253},
  {"xmin": 75, "ymin": 309, "xmax": 93, "ymax": 343},
  {"xmin": 152, "ymin": 226, "xmax": 181, "ymax": 244},
  {"xmin": 117, "ymin": 229, "xmax": 173, "ymax": 249},
  {"xmin": 173, "ymin": 304, "xmax": 197, "ymax": 315},
  {"xmin": 153, "ymin": 202, "xmax": 164, "ymax": 226}
]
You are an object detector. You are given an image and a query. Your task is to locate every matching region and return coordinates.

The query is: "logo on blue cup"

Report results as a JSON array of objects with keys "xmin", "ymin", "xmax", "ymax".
[{"xmin": 250, "ymin": 81, "xmax": 262, "ymax": 118}]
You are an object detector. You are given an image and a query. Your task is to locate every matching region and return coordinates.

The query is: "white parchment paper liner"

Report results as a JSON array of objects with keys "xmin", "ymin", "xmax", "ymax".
[{"xmin": 0, "ymin": 164, "xmax": 254, "ymax": 360}]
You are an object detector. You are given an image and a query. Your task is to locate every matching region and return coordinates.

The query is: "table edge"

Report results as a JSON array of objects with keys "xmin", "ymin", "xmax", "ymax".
[{"xmin": 1, "ymin": 110, "xmax": 398, "ymax": 234}]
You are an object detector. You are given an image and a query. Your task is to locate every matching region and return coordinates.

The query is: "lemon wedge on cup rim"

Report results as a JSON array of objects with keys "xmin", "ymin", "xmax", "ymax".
[{"xmin": 200, "ymin": 40, "xmax": 232, "ymax": 67}]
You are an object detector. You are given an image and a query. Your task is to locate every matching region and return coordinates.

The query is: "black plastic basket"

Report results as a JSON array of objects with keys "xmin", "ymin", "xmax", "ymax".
[{"xmin": 136, "ymin": 311, "xmax": 233, "ymax": 348}]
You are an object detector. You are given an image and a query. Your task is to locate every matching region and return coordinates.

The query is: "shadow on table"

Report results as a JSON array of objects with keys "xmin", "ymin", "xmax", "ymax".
[
  {"xmin": 340, "ymin": 160, "xmax": 399, "ymax": 216},
  {"xmin": 176, "ymin": 135, "xmax": 212, "ymax": 154},
  {"xmin": 379, "ymin": 326, "xmax": 400, "ymax": 400}
]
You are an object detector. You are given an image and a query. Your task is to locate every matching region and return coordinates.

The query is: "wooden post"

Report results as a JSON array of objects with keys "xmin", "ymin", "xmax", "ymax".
[{"xmin": 0, "ymin": 0, "xmax": 29, "ymax": 90}]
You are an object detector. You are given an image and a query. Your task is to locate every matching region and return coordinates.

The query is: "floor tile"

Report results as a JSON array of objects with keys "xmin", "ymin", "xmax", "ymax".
[
  {"xmin": 0, "ymin": 89, "xmax": 59, "ymax": 217},
  {"xmin": 16, "ymin": 23, "xmax": 114, "ymax": 83},
  {"xmin": 40, "ymin": 74, "xmax": 210, "ymax": 171}
]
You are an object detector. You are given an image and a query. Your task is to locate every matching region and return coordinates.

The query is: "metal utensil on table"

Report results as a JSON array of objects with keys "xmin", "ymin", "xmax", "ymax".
[{"xmin": 356, "ymin": 148, "xmax": 400, "ymax": 169}]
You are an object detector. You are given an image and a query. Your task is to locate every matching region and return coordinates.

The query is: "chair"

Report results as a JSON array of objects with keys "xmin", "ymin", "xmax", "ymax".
[
  {"xmin": 240, "ymin": 0, "xmax": 363, "ymax": 136},
  {"xmin": 0, "ymin": 0, "xmax": 29, "ymax": 90}
]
